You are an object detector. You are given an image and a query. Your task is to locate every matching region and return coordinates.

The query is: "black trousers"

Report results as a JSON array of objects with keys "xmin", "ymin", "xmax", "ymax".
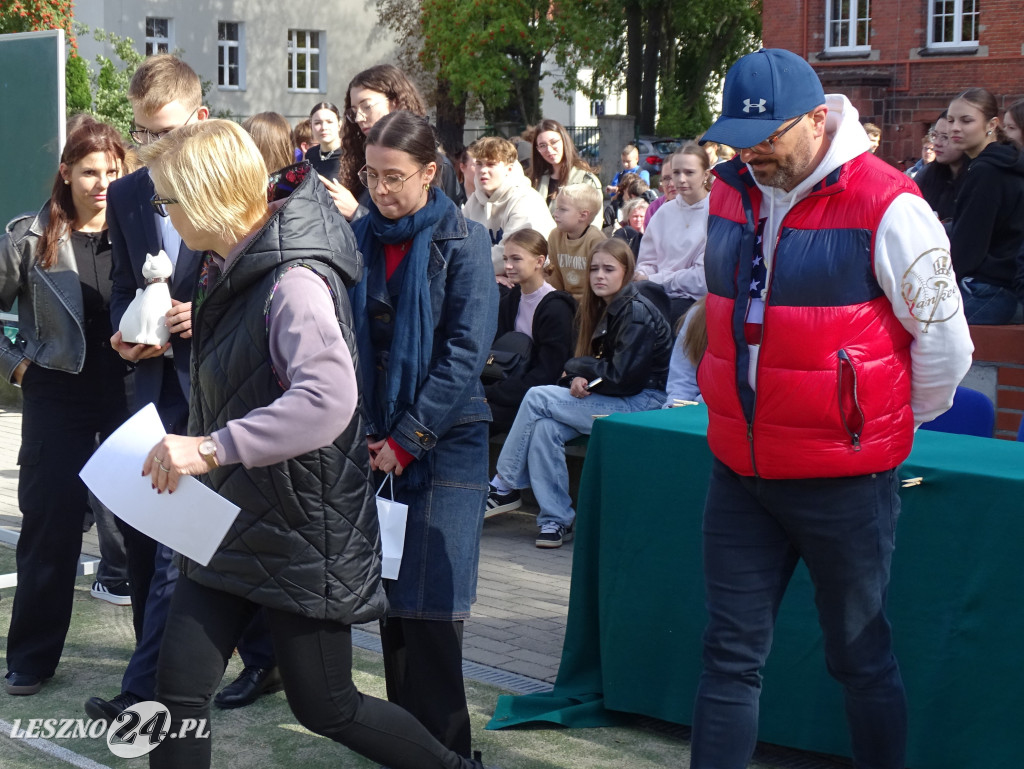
[
  {"xmin": 116, "ymin": 519, "xmax": 157, "ymax": 641},
  {"xmin": 118, "ymin": 358, "xmax": 190, "ymax": 641},
  {"xmin": 152, "ymin": 576, "xmax": 479, "ymax": 769},
  {"xmin": 6, "ymin": 366, "xmax": 127, "ymax": 677},
  {"xmin": 380, "ymin": 616, "xmax": 471, "ymax": 756}
]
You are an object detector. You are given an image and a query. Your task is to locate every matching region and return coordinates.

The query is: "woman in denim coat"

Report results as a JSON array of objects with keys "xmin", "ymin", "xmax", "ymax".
[
  {"xmin": 0, "ymin": 118, "xmax": 129, "ymax": 695},
  {"xmin": 350, "ymin": 110, "xmax": 498, "ymax": 758}
]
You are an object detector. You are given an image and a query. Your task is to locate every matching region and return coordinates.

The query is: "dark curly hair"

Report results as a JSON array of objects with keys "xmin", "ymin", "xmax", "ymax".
[{"xmin": 338, "ymin": 65, "xmax": 427, "ymax": 194}]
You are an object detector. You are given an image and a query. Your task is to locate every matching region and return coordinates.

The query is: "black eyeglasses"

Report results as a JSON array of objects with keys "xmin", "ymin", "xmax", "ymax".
[
  {"xmin": 150, "ymin": 194, "xmax": 179, "ymax": 217},
  {"xmin": 358, "ymin": 165, "xmax": 425, "ymax": 193},
  {"xmin": 746, "ymin": 115, "xmax": 805, "ymax": 155},
  {"xmin": 130, "ymin": 107, "xmax": 199, "ymax": 145}
]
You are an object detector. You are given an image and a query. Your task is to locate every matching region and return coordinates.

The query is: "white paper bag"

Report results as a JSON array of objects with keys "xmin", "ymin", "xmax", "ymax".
[{"xmin": 376, "ymin": 474, "xmax": 408, "ymax": 580}]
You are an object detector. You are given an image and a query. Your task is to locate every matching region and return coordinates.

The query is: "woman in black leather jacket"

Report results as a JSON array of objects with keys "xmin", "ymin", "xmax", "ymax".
[
  {"xmin": 486, "ymin": 238, "xmax": 673, "ymax": 548},
  {"xmin": 0, "ymin": 117, "xmax": 130, "ymax": 695}
]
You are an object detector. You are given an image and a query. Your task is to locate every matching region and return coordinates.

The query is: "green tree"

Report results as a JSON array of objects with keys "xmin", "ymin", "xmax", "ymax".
[
  {"xmin": 0, "ymin": 0, "xmax": 75, "ymax": 48},
  {"xmin": 411, "ymin": 0, "xmax": 623, "ymax": 128},
  {"xmin": 65, "ymin": 52, "xmax": 92, "ymax": 113},
  {"xmin": 658, "ymin": 0, "xmax": 761, "ymax": 138},
  {"xmin": 376, "ymin": 0, "xmax": 470, "ymax": 151},
  {"xmin": 624, "ymin": 0, "xmax": 760, "ymax": 138},
  {"xmin": 77, "ymin": 25, "xmax": 145, "ymax": 136},
  {"xmin": 379, "ymin": 0, "xmax": 758, "ymax": 143}
]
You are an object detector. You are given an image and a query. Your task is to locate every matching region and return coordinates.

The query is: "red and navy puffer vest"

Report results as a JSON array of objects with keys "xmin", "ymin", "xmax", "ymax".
[{"xmin": 698, "ymin": 153, "xmax": 921, "ymax": 479}]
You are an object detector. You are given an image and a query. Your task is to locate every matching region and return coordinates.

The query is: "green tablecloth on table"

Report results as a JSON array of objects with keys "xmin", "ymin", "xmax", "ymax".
[{"xmin": 488, "ymin": 406, "xmax": 1024, "ymax": 769}]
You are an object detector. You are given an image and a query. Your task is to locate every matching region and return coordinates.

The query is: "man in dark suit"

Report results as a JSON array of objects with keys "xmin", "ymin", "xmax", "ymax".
[
  {"xmin": 108, "ymin": 166, "xmax": 196, "ymax": 427},
  {"xmin": 86, "ymin": 54, "xmax": 280, "ymax": 722}
]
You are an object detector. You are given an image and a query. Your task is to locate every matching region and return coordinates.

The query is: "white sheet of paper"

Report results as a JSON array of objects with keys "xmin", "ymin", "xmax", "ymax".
[{"xmin": 79, "ymin": 403, "xmax": 240, "ymax": 566}]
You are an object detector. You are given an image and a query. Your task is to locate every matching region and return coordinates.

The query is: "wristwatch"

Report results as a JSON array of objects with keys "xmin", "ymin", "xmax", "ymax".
[{"xmin": 198, "ymin": 436, "xmax": 219, "ymax": 471}]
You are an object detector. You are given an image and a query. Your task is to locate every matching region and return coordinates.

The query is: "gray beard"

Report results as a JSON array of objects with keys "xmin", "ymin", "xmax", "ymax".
[{"xmin": 752, "ymin": 134, "xmax": 815, "ymax": 191}]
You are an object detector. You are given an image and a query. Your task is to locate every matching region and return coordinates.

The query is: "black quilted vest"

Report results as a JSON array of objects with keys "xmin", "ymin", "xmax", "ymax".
[{"xmin": 181, "ymin": 175, "xmax": 387, "ymax": 625}]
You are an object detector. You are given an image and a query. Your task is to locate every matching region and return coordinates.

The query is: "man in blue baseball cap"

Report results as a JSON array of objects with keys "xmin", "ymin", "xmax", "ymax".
[{"xmin": 690, "ymin": 49, "xmax": 974, "ymax": 769}]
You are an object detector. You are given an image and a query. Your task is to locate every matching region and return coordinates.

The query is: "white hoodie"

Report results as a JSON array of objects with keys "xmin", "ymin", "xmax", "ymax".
[
  {"xmin": 636, "ymin": 193, "xmax": 709, "ymax": 299},
  {"xmin": 463, "ymin": 164, "xmax": 556, "ymax": 275},
  {"xmin": 744, "ymin": 94, "xmax": 973, "ymax": 425}
]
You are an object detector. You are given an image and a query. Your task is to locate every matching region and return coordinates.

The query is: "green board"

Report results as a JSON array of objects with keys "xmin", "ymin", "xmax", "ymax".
[{"xmin": 0, "ymin": 29, "xmax": 65, "ymax": 230}]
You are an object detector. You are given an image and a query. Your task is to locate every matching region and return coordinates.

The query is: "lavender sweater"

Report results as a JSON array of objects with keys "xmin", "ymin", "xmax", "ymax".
[{"xmin": 208, "ymin": 250, "xmax": 357, "ymax": 468}]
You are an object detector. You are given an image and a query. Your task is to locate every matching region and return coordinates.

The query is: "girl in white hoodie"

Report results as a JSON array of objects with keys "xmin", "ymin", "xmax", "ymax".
[{"xmin": 635, "ymin": 143, "xmax": 710, "ymax": 325}]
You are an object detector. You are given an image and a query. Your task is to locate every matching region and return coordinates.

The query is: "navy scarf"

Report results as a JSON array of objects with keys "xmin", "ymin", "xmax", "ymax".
[{"xmin": 350, "ymin": 187, "xmax": 448, "ymax": 438}]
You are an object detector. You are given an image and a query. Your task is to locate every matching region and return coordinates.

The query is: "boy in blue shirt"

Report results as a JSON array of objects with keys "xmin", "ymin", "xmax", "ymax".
[{"xmin": 606, "ymin": 144, "xmax": 650, "ymax": 194}]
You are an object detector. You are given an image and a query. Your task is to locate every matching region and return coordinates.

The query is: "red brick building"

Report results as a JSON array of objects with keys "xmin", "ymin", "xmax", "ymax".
[{"xmin": 762, "ymin": 0, "xmax": 1024, "ymax": 168}]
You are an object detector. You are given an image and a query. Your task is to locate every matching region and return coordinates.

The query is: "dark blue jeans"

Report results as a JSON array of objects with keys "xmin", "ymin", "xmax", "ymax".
[
  {"xmin": 691, "ymin": 460, "xmax": 907, "ymax": 769},
  {"xmin": 959, "ymin": 277, "xmax": 1021, "ymax": 325}
]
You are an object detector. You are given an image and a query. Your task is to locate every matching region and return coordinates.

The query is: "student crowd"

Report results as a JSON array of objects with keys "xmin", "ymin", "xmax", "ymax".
[{"xmin": 0, "ymin": 44, "xmax": 1009, "ymax": 769}]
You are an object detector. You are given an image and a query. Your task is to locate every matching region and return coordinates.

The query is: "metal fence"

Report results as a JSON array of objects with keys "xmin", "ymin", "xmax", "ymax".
[{"xmin": 463, "ymin": 124, "xmax": 600, "ymax": 161}]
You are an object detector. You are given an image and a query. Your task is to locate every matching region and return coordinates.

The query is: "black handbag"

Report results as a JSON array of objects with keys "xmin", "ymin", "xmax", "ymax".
[{"xmin": 481, "ymin": 331, "xmax": 533, "ymax": 382}]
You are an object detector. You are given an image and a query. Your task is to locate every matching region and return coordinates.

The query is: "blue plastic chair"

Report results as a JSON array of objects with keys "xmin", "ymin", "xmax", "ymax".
[{"xmin": 919, "ymin": 386, "xmax": 995, "ymax": 438}]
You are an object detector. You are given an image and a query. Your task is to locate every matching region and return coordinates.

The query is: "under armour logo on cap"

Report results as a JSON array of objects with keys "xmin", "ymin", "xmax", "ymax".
[{"xmin": 699, "ymin": 49, "xmax": 825, "ymax": 150}]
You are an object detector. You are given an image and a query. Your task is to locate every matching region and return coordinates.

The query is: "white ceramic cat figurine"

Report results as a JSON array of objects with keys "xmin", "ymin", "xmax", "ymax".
[{"xmin": 118, "ymin": 250, "xmax": 173, "ymax": 346}]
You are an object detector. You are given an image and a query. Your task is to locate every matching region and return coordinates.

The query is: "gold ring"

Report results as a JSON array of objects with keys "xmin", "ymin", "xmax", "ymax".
[{"xmin": 155, "ymin": 460, "xmax": 167, "ymax": 470}]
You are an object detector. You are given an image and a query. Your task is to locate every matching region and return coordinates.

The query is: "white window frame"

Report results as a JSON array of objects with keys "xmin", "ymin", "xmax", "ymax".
[
  {"xmin": 217, "ymin": 21, "xmax": 245, "ymax": 90},
  {"xmin": 287, "ymin": 30, "xmax": 323, "ymax": 93},
  {"xmin": 824, "ymin": 0, "xmax": 871, "ymax": 53},
  {"xmin": 927, "ymin": 0, "xmax": 980, "ymax": 48},
  {"xmin": 145, "ymin": 17, "xmax": 172, "ymax": 56}
]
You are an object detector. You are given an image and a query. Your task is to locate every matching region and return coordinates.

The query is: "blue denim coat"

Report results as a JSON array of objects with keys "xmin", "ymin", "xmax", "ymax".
[{"xmin": 360, "ymin": 203, "xmax": 498, "ymax": 619}]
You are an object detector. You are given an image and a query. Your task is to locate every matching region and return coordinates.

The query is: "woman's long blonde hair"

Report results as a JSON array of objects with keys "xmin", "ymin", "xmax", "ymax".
[
  {"xmin": 574, "ymin": 238, "xmax": 635, "ymax": 358},
  {"xmin": 679, "ymin": 296, "xmax": 708, "ymax": 366}
]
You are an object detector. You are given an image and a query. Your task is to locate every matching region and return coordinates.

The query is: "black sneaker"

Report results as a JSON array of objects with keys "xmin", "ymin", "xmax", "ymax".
[
  {"xmin": 485, "ymin": 485, "xmax": 521, "ymax": 518},
  {"xmin": 535, "ymin": 522, "xmax": 573, "ymax": 549},
  {"xmin": 85, "ymin": 691, "xmax": 141, "ymax": 721},
  {"xmin": 5, "ymin": 671, "xmax": 48, "ymax": 696},
  {"xmin": 91, "ymin": 580, "xmax": 132, "ymax": 606}
]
